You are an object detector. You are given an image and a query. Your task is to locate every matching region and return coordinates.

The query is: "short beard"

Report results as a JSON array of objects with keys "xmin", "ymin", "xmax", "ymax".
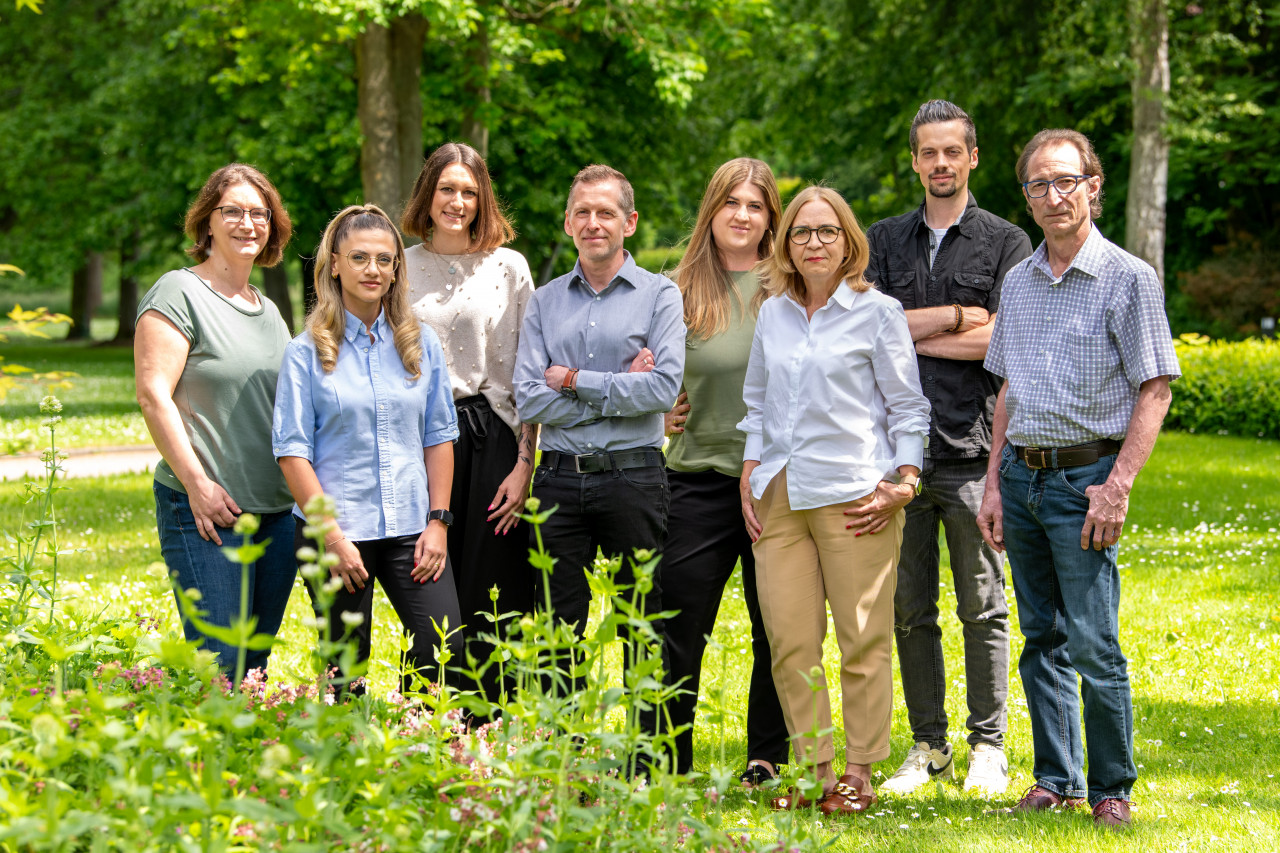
[{"xmin": 927, "ymin": 176, "xmax": 959, "ymax": 199}]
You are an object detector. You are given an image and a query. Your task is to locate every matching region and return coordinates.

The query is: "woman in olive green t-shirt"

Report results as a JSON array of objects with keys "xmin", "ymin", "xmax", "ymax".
[
  {"xmin": 662, "ymin": 158, "xmax": 789, "ymax": 783},
  {"xmin": 135, "ymin": 164, "xmax": 297, "ymax": 677}
]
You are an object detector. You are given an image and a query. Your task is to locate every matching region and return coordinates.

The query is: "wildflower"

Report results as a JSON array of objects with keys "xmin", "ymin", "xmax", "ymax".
[
  {"xmin": 39, "ymin": 395, "xmax": 62, "ymax": 415},
  {"xmin": 234, "ymin": 513, "xmax": 260, "ymax": 536},
  {"xmin": 525, "ymin": 496, "xmax": 541, "ymax": 513},
  {"xmin": 341, "ymin": 610, "xmax": 365, "ymax": 628}
]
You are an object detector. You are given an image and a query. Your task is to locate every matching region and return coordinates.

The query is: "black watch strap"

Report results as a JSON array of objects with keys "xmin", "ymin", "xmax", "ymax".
[{"xmin": 427, "ymin": 509, "xmax": 454, "ymax": 527}]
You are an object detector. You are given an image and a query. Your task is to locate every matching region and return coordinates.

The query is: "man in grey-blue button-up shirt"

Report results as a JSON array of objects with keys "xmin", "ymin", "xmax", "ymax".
[
  {"xmin": 978, "ymin": 129, "xmax": 1179, "ymax": 829},
  {"xmin": 514, "ymin": 164, "xmax": 683, "ymax": 755}
]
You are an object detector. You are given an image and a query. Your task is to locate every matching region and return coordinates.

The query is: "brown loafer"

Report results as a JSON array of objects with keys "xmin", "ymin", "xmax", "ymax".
[
  {"xmin": 819, "ymin": 774, "xmax": 877, "ymax": 816},
  {"xmin": 1092, "ymin": 798, "xmax": 1132, "ymax": 829},
  {"xmin": 1012, "ymin": 784, "xmax": 1086, "ymax": 812},
  {"xmin": 770, "ymin": 786, "xmax": 819, "ymax": 810}
]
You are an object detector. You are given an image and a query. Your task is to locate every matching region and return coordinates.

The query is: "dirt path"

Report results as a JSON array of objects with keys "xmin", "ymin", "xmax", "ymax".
[{"xmin": 0, "ymin": 445, "xmax": 161, "ymax": 481}]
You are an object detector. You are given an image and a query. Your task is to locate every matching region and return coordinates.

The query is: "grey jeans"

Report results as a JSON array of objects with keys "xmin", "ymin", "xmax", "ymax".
[{"xmin": 893, "ymin": 456, "xmax": 1010, "ymax": 747}]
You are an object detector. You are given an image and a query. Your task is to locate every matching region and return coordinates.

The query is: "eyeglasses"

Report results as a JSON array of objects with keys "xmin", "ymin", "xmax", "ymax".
[
  {"xmin": 215, "ymin": 205, "xmax": 272, "ymax": 225},
  {"xmin": 788, "ymin": 225, "xmax": 844, "ymax": 245},
  {"xmin": 1021, "ymin": 175, "xmax": 1094, "ymax": 199},
  {"xmin": 337, "ymin": 251, "xmax": 398, "ymax": 273}
]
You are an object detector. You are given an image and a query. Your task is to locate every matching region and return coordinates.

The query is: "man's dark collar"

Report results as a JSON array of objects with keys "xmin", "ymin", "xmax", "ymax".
[{"xmin": 913, "ymin": 192, "xmax": 979, "ymax": 236}]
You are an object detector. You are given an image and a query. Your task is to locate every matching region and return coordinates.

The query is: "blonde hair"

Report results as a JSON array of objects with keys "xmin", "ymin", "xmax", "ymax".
[
  {"xmin": 672, "ymin": 158, "xmax": 782, "ymax": 340},
  {"xmin": 308, "ymin": 204, "xmax": 422, "ymax": 378},
  {"xmin": 761, "ymin": 186, "xmax": 871, "ymax": 304}
]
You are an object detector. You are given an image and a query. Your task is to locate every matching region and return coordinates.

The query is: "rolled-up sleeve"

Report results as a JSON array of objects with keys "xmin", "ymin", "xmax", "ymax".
[
  {"xmin": 420, "ymin": 326, "xmax": 460, "ymax": 446},
  {"xmin": 272, "ymin": 341, "xmax": 316, "ymax": 461},
  {"xmin": 514, "ymin": 290, "xmax": 604, "ymax": 427}
]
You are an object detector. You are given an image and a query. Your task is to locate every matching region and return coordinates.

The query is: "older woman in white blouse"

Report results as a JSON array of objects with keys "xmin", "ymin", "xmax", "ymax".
[{"xmin": 739, "ymin": 186, "xmax": 929, "ymax": 816}]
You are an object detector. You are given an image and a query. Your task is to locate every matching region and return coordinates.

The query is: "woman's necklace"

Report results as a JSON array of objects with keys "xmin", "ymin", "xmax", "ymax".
[{"xmin": 425, "ymin": 241, "xmax": 467, "ymax": 289}]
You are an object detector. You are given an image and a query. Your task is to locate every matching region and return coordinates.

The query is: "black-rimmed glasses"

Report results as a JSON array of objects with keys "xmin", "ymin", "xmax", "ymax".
[
  {"xmin": 1021, "ymin": 175, "xmax": 1094, "ymax": 199},
  {"xmin": 214, "ymin": 205, "xmax": 272, "ymax": 224},
  {"xmin": 337, "ymin": 251, "xmax": 398, "ymax": 273},
  {"xmin": 788, "ymin": 225, "xmax": 844, "ymax": 245}
]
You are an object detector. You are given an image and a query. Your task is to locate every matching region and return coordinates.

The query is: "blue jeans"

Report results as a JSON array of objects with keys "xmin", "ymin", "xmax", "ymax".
[
  {"xmin": 894, "ymin": 456, "xmax": 1009, "ymax": 748},
  {"xmin": 998, "ymin": 445, "xmax": 1136, "ymax": 805},
  {"xmin": 154, "ymin": 481, "xmax": 298, "ymax": 674}
]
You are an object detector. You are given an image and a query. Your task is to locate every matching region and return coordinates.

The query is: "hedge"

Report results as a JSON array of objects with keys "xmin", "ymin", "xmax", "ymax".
[{"xmin": 1166, "ymin": 335, "xmax": 1280, "ymax": 439}]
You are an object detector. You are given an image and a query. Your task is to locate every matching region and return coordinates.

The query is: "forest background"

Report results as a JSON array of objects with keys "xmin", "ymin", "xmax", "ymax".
[{"xmin": 0, "ymin": 0, "xmax": 1276, "ymax": 342}]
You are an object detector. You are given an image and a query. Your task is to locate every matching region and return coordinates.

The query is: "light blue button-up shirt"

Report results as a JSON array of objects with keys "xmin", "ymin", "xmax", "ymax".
[
  {"xmin": 514, "ymin": 252, "xmax": 684, "ymax": 453},
  {"xmin": 272, "ymin": 310, "xmax": 459, "ymax": 541}
]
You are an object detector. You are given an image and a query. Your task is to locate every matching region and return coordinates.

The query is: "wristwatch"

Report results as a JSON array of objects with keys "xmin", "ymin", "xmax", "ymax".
[
  {"xmin": 899, "ymin": 475, "xmax": 923, "ymax": 495},
  {"xmin": 427, "ymin": 509, "xmax": 454, "ymax": 527}
]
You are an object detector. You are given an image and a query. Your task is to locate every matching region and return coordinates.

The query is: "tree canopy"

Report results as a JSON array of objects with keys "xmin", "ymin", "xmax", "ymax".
[{"xmin": 1, "ymin": 0, "xmax": 1276, "ymax": 336}]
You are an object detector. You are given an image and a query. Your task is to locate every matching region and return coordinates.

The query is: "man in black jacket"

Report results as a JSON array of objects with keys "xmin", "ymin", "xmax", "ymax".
[{"xmin": 866, "ymin": 100, "xmax": 1031, "ymax": 797}]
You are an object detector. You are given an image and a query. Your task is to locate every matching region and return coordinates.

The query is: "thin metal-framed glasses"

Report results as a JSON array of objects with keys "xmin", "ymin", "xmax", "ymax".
[
  {"xmin": 1021, "ymin": 175, "xmax": 1094, "ymax": 199},
  {"xmin": 214, "ymin": 205, "xmax": 272, "ymax": 225},
  {"xmin": 788, "ymin": 225, "xmax": 844, "ymax": 245},
  {"xmin": 336, "ymin": 251, "xmax": 399, "ymax": 273}
]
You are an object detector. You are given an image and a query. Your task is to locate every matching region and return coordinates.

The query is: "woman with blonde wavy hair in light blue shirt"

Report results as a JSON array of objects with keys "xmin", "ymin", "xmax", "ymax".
[
  {"xmin": 739, "ymin": 186, "xmax": 930, "ymax": 816},
  {"xmin": 272, "ymin": 204, "xmax": 461, "ymax": 696}
]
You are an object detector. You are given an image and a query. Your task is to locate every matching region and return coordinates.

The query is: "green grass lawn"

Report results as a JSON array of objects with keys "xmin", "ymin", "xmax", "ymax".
[
  {"xmin": 2, "ymin": 430, "xmax": 1276, "ymax": 850},
  {"xmin": 0, "ymin": 338, "xmax": 148, "ymax": 453}
]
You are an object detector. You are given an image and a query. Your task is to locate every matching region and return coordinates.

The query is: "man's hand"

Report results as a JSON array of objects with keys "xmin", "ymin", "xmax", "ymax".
[
  {"xmin": 544, "ymin": 365, "xmax": 570, "ymax": 391},
  {"xmin": 628, "ymin": 347, "xmax": 654, "ymax": 373},
  {"xmin": 1082, "ymin": 480, "xmax": 1129, "ymax": 550},
  {"xmin": 976, "ymin": 479, "xmax": 1005, "ymax": 553}
]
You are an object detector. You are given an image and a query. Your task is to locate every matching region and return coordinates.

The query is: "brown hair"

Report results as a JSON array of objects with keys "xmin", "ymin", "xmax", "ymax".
[
  {"xmin": 672, "ymin": 158, "xmax": 782, "ymax": 340},
  {"xmin": 401, "ymin": 142, "xmax": 515, "ymax": 251},
  {"xmin": 567, "ymin": 164, "xmax": 635, "ymax": 216},
  {"xmin": 910, "ymin": 99, "xmax": 977, "ymax": 155},
  {"xmin": 761, "ymin": 186, "xmax": 871, "ymax": 304},
  {"xmin": 183, "ymin": 163, "xmax": 292, "ymax": 266},
  {"xmin": 308, "ymin": 204, "xmax": 422, "ymax": 378},
  {"xmin": 1016, "ymin": 128, "xmax": 1106, "ymax": 219}
]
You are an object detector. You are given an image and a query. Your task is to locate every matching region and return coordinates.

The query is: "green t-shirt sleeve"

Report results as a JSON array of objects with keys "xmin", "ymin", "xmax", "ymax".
[{"xmin": 137, "ymin": 270, "xmax": 198, "ymax": 344}]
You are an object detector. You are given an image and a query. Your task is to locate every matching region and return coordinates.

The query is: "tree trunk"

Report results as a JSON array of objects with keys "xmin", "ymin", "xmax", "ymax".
[
  {"xmin": 67, "ymin": 250, "xmax": 103, "ymax": 340},
  {"xmin": 460, "ymin": 13, "xmax": 491, "ymax": 159},
  {"xmin": 262, "ymin": 263, "xmax": 295, "ymax": 333},
  {"xmin": 111, "ymin": 241, "xmax": 139, "ymax": 344},
  {"xmin": 537, "ymin": 240, "xmax": 564, "ymax": 286},
  {"xmin": 1126, "ymin": 0, "xmax": 1169, "ymax": 284},
  {"xmin": 357, "ymin": 13, "xmax": 426, "ymax": 219}
]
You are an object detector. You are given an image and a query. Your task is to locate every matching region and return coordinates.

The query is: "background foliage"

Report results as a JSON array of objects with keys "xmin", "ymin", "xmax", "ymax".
[{"xmin": 1, "ymin": 0, "xmax": 1278, "ymax": 336}]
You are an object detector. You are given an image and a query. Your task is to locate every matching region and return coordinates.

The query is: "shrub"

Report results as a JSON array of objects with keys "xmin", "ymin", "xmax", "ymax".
[{"xmin": 1165, "ymin": 334, "xmax": 1280, "ymax": 439}]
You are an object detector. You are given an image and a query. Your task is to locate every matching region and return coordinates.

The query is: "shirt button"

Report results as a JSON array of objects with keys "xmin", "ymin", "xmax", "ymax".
[
  {"xmin": 587, "ymin": 443, "xmax": 594, "ymax": 448},
  {"xmin": 595, "ymin": 296, "xmax": 601, "ymax": 301},
  {"xmin": 446, "ymin": 285, "xmax": 453, "ymax": 290},
  {"xmin": 926, "ymin": 374, "xmax": 934, "ymax": 380},
  {"xmin": 588, "ymin": 353, "xmax": 593, "ymax": 358},
  {"xmin": 590, "ymin": 321, "xmax": 596, "ymax": 326},
  {"xmin": 930, "ymin": 275, "xmax": 937, "ymax": 281}
]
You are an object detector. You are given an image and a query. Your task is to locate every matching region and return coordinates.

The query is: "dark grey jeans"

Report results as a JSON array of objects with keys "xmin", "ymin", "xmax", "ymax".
[{"xmin": 893, "ymin": 456, "xmax": 1010, "ymax": 748}]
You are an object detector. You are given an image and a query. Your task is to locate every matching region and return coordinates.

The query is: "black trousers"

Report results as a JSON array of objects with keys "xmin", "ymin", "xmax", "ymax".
[
  {"xmin": 297, "ymin": 521, "xmax": 462, "ymax": 695},
  {"xmin": 662, "ymin": 469, "xmax": 790, "ymax": 773},
  {"xmin": 530, "ymin": 454, "xmax": 670, "ymax": 736},
  {"xmin": 450, "ymin": 396, "xmax": 536, "ymax": 709}
]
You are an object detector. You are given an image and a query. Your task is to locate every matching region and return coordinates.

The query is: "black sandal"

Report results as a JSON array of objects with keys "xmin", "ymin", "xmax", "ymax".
[{"xmin": 740, "ymin": 760, "xmax": 778, "ymax": 789}]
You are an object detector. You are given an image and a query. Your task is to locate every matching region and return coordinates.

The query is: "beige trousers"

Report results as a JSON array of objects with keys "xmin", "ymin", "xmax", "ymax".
[{"xmin": 752, "ymin": 469, "xmax": 903, "ymax": 765}]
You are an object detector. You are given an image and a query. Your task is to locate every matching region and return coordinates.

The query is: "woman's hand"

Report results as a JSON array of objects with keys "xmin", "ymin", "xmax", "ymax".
[
  {"xmin": 187, "ymin": 477, "xmax": 242, "ymax": 545},
  {"xmin": 413, "ymin": 522, "xmax": 449, "ymax": 583},
  {"xmin": 664, "ymin": 390, "xmax": 691, "ymax": 436},
  {"xmin": 330, "ymin": 538, "xmax": 369, "ymax": 593},
  {"xmin": 487, "ymin": 459, "xmax": 534, "ymax": 534},
  {"xmin": 844, "ymin": 479, "xmax": 915, "ymax": 536},
  {"xmin": 741, "ymin": 461, "xmax": 763, "ymax": 542}
]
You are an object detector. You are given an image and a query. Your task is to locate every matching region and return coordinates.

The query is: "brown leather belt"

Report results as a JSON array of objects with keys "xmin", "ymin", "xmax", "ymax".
[
  {"xmin": 1013, "ymin": 439, "xmax": 1122, "ymax": 470},
  {"xmin": 541, "ymin": 448, "xmax": 664, "ymax": 474}
]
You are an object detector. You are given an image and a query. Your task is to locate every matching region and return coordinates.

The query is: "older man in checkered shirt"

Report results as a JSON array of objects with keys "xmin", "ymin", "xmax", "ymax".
[{"xmin": 977, "ymin": 129, "xmax": 1180, "ymax": 831}]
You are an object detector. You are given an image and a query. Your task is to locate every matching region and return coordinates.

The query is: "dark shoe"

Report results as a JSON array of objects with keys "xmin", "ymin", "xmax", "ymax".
[
  {"xmin": 770, "ymin": 787, "xmax": 819, "ymax": 810},
  {"xmin": 819, "ymin": 774, "xmax": 877, "ymax": 816},
  {"xmin": 1012, "ymin": 784, "xmax": 1086, "ymax": 812},
  {"xmin": 740, "ymin": 760, "xmax": 778, "ymax": 789},
  {"xmin": 1092, "ymin": 798, "xmax": 1132, "ymax": 829}
]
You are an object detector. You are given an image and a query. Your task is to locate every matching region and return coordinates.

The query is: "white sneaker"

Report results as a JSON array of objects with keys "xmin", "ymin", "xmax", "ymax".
[
  {"xmin": 879, "ymin": 741, "xmax": 954, "ymax": 794},
  {"xmin": 962, "ymin": 743, "xmax": 1009, "ymax": 795}
]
